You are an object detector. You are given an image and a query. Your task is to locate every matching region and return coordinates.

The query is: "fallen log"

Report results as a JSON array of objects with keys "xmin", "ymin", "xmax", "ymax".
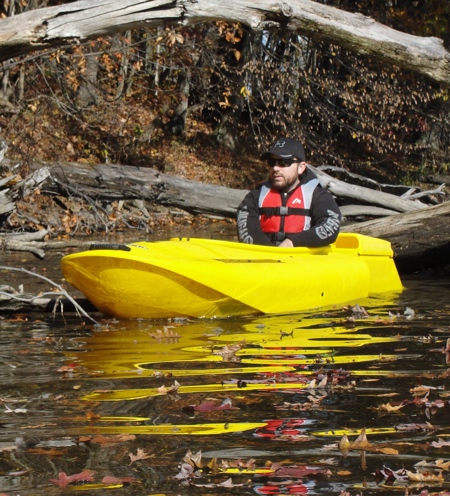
[
  {"xmin": 310, "ymin": 165, "xmax": 427, "ymax": 212},
  {"xmin": 31, "ymin": 160, "xmax": 246, "ymax": 218},
  {"xmin": 426, "ymin": 174, "xmax": 450, "ymax": 186},
  {"xmin": 340, "ymin": 205, "xmax": 399, "ymax": 217},
  {"xmin": 0, "ymin": 165, "xmax": 51, "ymax": 216}
]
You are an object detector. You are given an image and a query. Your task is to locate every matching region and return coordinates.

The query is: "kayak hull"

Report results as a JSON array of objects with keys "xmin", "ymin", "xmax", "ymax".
[{"xmin": 61, "ymin": 233, "xmax": 403, "ymax": 319}]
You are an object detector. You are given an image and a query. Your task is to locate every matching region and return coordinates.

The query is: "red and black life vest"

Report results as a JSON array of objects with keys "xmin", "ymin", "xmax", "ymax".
[{"xmin": 258, "ymin": 179, "xmax": 319, "ymax": 242}]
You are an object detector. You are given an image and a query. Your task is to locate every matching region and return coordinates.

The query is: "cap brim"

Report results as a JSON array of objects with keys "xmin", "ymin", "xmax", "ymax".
[{"xmin": 260, "ymin": 150, "xmax": 293, "ymax": 160}]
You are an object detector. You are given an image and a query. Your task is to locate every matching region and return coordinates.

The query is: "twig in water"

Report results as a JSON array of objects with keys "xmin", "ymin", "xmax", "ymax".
[{"xmin": 0, "ymin": 266, "xmax": 100, "ymax": 325}]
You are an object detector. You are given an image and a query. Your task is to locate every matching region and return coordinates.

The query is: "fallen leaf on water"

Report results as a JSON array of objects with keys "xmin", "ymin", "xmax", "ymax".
[
  {"xmin": 350, "ymin": 428, "xmax": 370, "ymax": 449},
  {"xmin": 190, "ymin": 476, "xmax": 247, "ymax": 488},
  {"xmin": 184, "ymin": 449, "xmax": 203, "ymax": 469},
  {"xmin": 149, "ymin": 326, "xmax": 180, "ymax": 341},
  {"xmin": 435, "ymin": 459, "xmax": 450, "ymax": 471},
  {"xmin": 395, "ymin": 422, "xmax": 435, "ymax": 432},
  {"xmin": 338, "ymin": 434, "xmax": 351, "ymax": 455},
  {"xmin": 272, "ymin": 464, "xmax": 332, "ymax": 477},
  {"xmin": 77, "ymin": 434, "xmax": 136, "ymax": 445},
  {"xmin": 102, "ymin": 475, "xmax": 137, "ymax": 484},
  {"xmin": 129, "ymin": 448, "xmax": 154, "ymax": 465},
  {"xmin": 410, "ymin": 385, "xmax": 432, "ymax": 396},
  {"xmin": 375, "ymin": 446, "xmax": 399, "ymax": 455},
  {"xmin": 86, "ymin": 410, "xmax": 101, "ymax": 421},
  {"xmin": 158, "ymin": 380, "xmax": 181, "ymax": 395},
  {"xmin": 212, "ymin": 342, "xmax": 245, "ymax": 361},
  {"xmin": 222, "ymin": 458, "xmax": 256, "ymax": 470},
  {"xmin": 431, "ymin": 439, "xmax": 450, "ymax": 448},
  {"xmin": 193, "ymin": 398, "xmax": 237, "ymax": 413},
  {"xmin": 50, "ymin": 469, "xmax": 95, "ymax": 488},
  {"xmin": 415, "ymin": 459, "xmax": 450, "ymax": 471},
  {"xmin": 406, "ymin": 470, "xmax": 444, "ymax": 482},
  {"xmin": 377, "ymin": 401, "xmax": 406, "ymax": 412},
  {"xmin": 27, "ymin": 447, "xmax": 67, "ymax": 456}
]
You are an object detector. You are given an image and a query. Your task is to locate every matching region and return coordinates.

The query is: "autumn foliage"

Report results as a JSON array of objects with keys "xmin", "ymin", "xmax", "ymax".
[{"xmin": 0, "ymin": 0, "xmax": 449, "ymax": 190}]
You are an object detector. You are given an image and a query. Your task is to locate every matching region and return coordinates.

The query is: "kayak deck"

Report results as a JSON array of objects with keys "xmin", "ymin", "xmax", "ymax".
[{"xmin": 61, "ymin": 233, "xmax": 403, "ymax": 319}]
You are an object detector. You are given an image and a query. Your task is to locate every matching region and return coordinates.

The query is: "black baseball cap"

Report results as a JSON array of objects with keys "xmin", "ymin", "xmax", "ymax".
[{"xmin": 260, "ymin": 137, "xmax": 306, "ymax": 162}]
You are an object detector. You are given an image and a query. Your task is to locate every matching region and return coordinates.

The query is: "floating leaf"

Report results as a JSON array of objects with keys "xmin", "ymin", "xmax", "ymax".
[
  {"xmin": 375, "ymin": 446, "xmax": 399, "ymax": 455},
  {"xmin": 129, "ymin": 448, "xmax": 154, "ymax": 465},
  {"xmin": 102, "ymin": 475, "xmax": 137, "ymax": 485},
  {"xmin": 406, "ymin": 470, "xmax": 444, "ymax": 482},
  {"xmin": 50, "ymin": 469, "xmax": 95, "ymax": 488}
]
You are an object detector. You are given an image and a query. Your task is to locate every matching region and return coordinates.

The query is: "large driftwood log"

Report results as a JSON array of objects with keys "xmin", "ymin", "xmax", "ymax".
[
  {"xmin": 310, "ymin": 166, "xmax": 427, "ymax": 213},
  {"xmin": 0, "ymin": 0, "xmax": 449, "ymax": 87},
  {"xmin": 32, "ymin": 160, "xmax": 247, "ymax": 217},
  {"xmin": 0, "ymin": 164, "xmax": 51, "ymax": 216}
]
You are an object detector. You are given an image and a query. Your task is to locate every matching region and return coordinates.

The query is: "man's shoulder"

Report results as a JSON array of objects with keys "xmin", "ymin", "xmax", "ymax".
[
  {"xmin": 301, "ymin": 166, "xmax": 319, "ymax": 183},
  {"xmin": 248, "ymin": 181, "xmax": 270, "ymax": 194}
]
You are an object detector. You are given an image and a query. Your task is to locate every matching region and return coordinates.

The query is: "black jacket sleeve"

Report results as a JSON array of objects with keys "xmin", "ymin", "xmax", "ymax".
[
  {"xmin": 236, "ymin": 179, "xmax": 341, "ymax": 248},
  {"xmin": 236, "ymin": 188, "xmax": 274, "ymax": 246}
]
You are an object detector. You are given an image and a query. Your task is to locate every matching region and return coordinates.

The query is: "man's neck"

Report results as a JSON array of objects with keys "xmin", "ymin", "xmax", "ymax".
[{"xmin": 281, "ymin": 179, "xmax": 300, "ymax": 194}]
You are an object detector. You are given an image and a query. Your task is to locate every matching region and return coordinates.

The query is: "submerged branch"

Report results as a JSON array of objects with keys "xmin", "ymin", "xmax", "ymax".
[{"xmin": 0, "ymin": 266, "xmax": 100, "ymax": 325}]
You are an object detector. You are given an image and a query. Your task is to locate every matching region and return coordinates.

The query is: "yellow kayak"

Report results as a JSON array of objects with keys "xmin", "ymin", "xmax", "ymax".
[{"xmin": 61, "ymin": 233, "xmax": 402, "ymax": 319}]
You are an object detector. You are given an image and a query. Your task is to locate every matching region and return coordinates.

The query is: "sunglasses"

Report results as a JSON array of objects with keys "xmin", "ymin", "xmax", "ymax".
[{"xmin": 267, "ymin": 157, "xmax": 299, "ymax": 168}]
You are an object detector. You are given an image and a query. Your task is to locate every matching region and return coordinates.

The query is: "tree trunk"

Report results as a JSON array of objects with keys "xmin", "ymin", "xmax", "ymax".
[
  {"xmin": 0, "ymin": 0, "xmax": 449, "ymax": 87},
  {"xmin": 169, "ymin": 70, "xmax": 191, "ymax": 136},
  {"xmin": 76, "ymin": 46, "xmax": 99, "ymax": 108}
]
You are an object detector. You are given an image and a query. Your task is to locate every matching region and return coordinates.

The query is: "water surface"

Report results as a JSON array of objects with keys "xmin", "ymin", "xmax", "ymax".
[{"xmin": 1, "ymin": 241, "xmax": 449, "ymax": 495}]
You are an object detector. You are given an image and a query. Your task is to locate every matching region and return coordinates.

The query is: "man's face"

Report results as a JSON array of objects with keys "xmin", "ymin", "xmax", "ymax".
[{"xmin": 268, "ymin": 156, "xmax": 306, "ymax": 192}]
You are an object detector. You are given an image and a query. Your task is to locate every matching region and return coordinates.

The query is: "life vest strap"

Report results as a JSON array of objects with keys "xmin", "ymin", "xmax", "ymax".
[{"xmin": 259, "ymin": 206, "xmax": 311, "ymax": 216}]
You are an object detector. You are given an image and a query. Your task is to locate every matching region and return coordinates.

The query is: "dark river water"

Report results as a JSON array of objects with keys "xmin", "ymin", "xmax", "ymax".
[{"xmin": 1, "ymin": 229, "xmax": 450, "ymax": 495}]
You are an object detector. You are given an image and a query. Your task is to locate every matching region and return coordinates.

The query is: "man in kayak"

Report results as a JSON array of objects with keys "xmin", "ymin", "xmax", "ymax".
[{"xmin": 237, "ymin": 137, "xmax": 341, "ymax": 247}]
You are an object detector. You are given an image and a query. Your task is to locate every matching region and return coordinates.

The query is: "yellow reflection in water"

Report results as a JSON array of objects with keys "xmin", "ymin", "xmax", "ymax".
[
  {"xmin": 69, "ymin": 422, "xmax": 267, "ymax": 436},
  {"xmin": 64, "ymin": 300, "xmax": 403, "ymax": 438},
  {"xmin": 67, "ymin": 306, "xmax": 400, "ymax": 381}
]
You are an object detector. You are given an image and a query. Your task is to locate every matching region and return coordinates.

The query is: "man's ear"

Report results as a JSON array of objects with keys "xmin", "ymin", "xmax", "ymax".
[{"xmin": 297, "ymin": 161, "xmax": 307, "ymax": 174}]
